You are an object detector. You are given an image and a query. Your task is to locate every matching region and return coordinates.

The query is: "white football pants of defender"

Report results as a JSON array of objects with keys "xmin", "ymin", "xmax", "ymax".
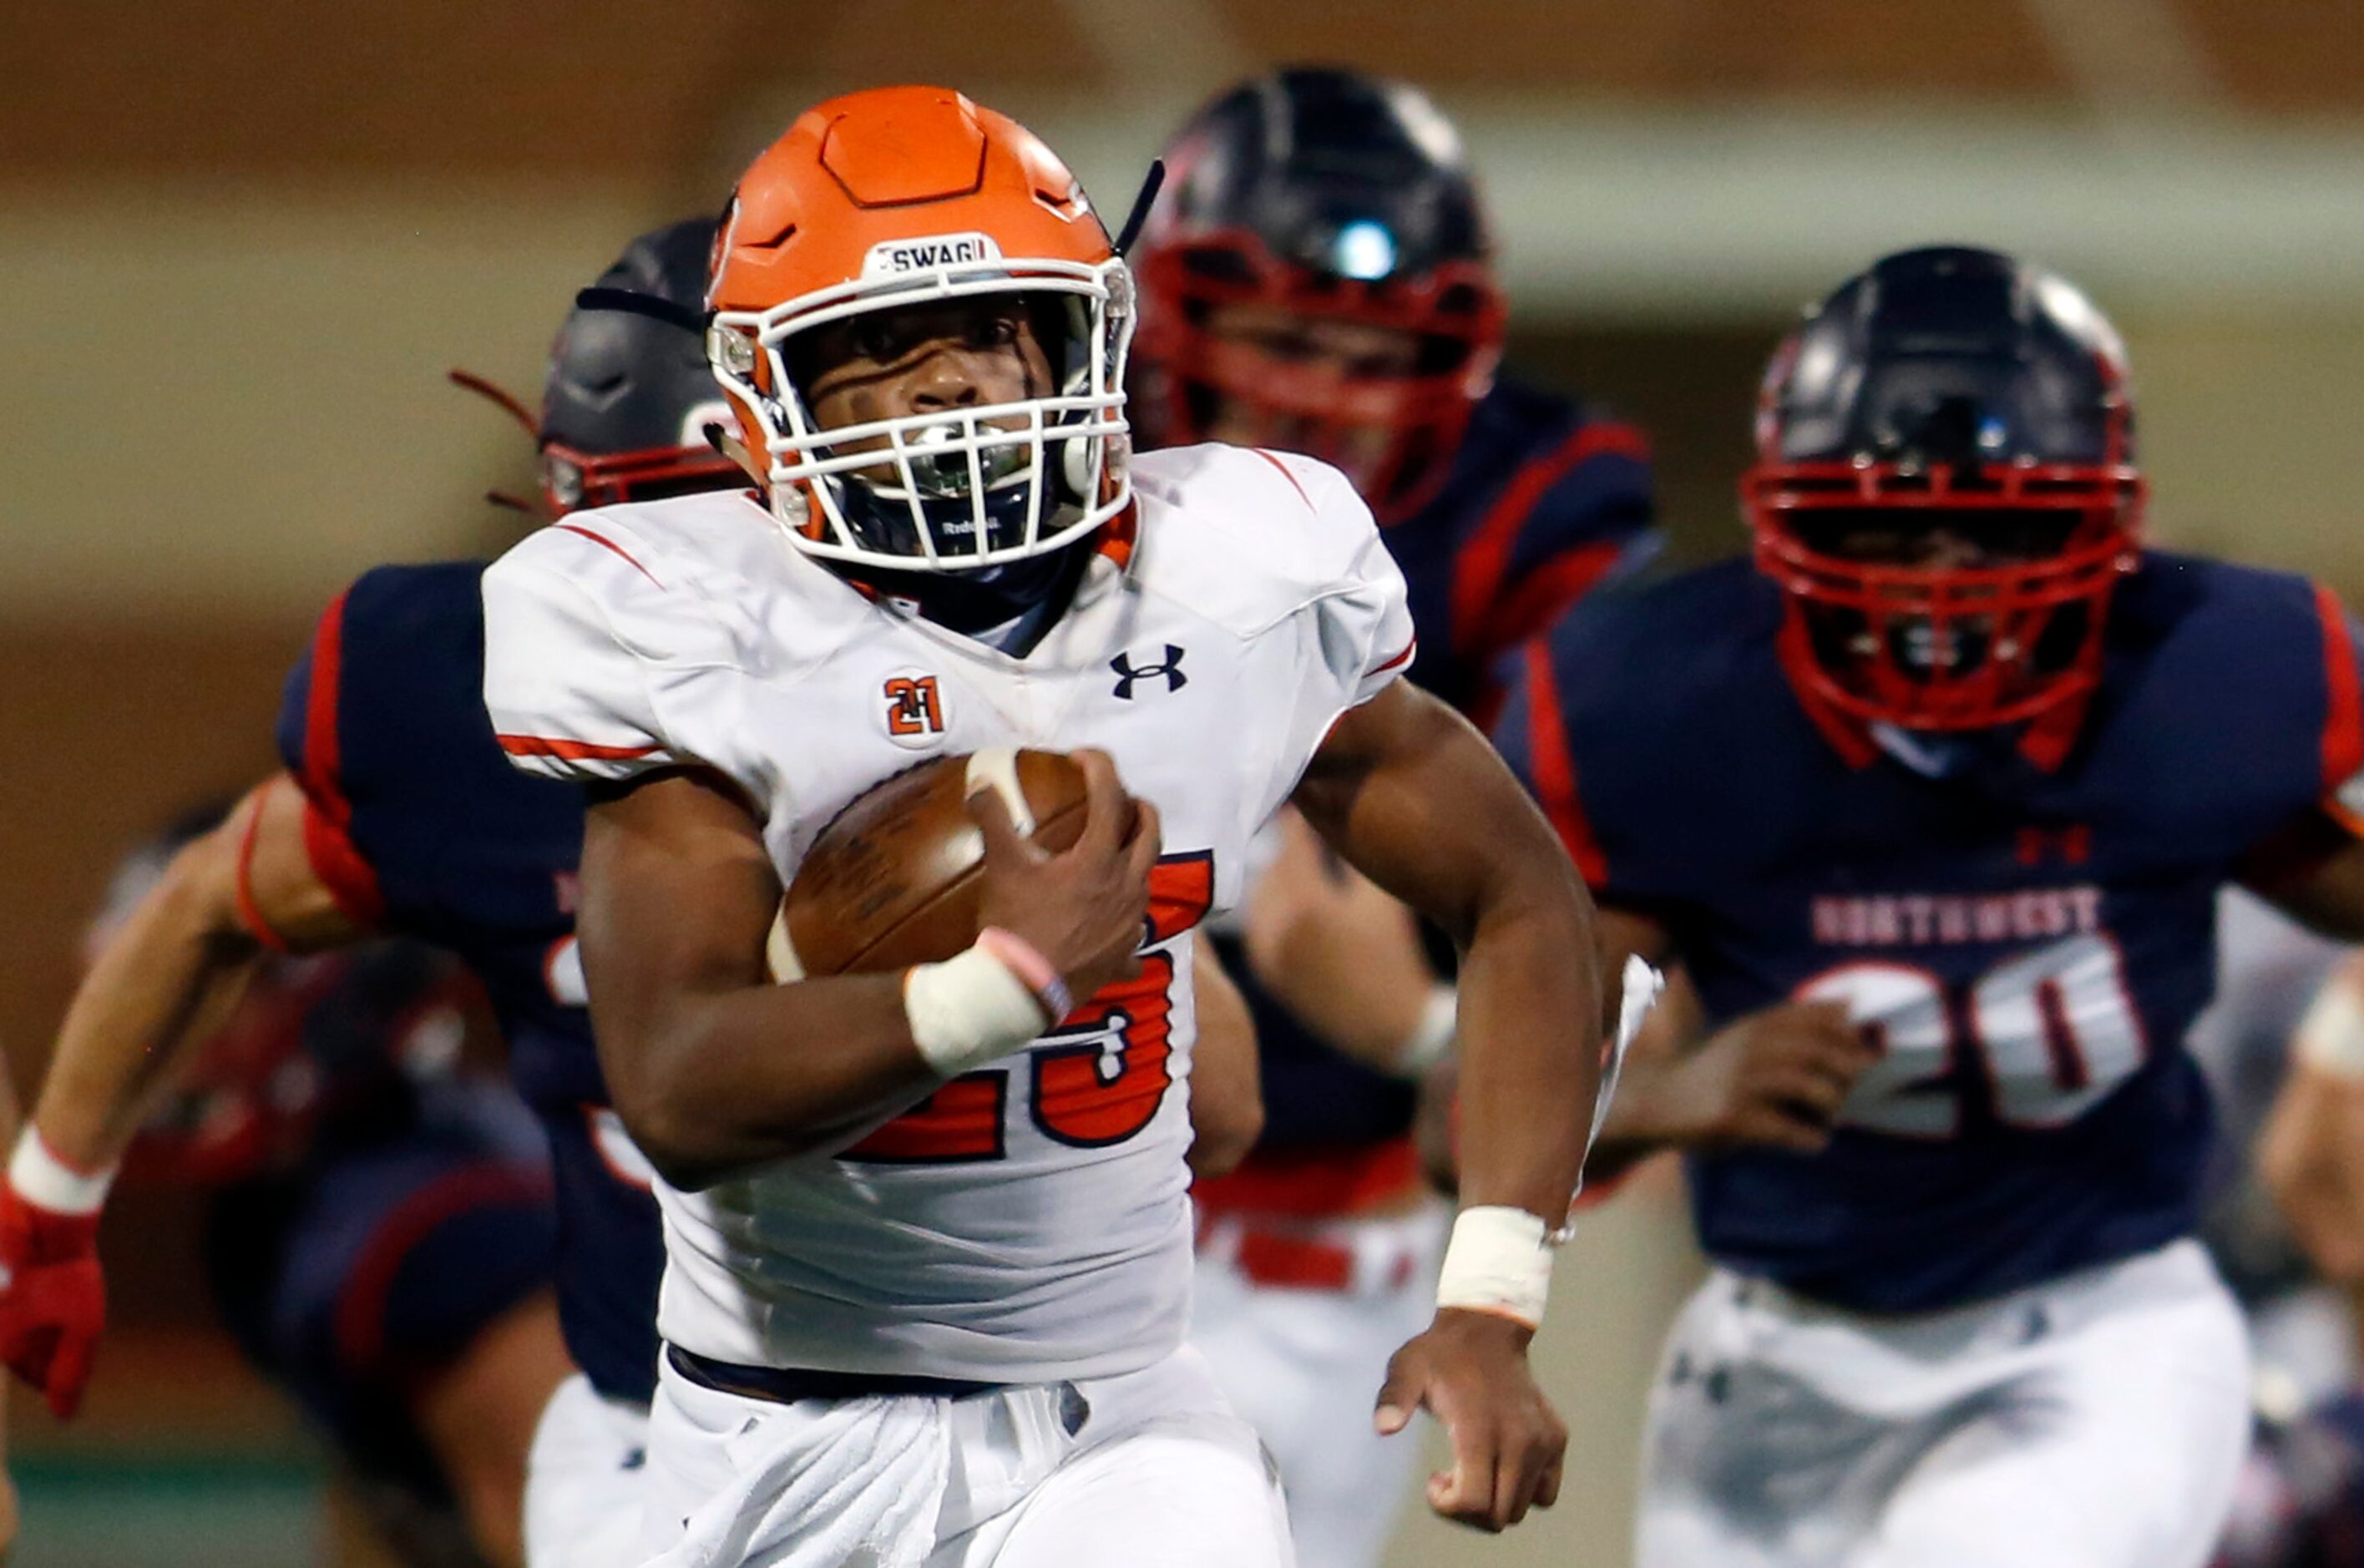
[
  {"xmin": 1636, "ymin": 1239, "xmax": 2251, "ymax": 1568},
  {"xmin": 635, "ymin": 1343, "xmax": 1293, "ymax": 1567},
  {"xmin": 525, "ymin": 1373, "xmax": 652, "ymax": 1568},
  {"xmin": 1190, "ymin": 1202, "xmax": 1449, "ymax": 1568}
]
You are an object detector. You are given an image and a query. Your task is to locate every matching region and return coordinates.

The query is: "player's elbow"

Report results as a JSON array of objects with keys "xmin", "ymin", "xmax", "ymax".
[
  {"xmin": 599, "ymin": 1060, "xmax": 743, "ymax": 1192},
  {"xmin": 594, "ymin": 1024, "xmax": 722, "ymax": 1190},
  {"xmin": 152, "ymin": 822, "xmax": 269, "ymax": 959},
  {"xmin": 603, "ymin": 1092, "xmax": 737, "ymax": 1193},
  {"xmin": 599, "ymin": 1025, "xmax": 838, "ymax": 1191}
]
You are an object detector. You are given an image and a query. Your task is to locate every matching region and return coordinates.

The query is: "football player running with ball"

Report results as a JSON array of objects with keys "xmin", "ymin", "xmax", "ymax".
[
  {"xmin": 1499, "ymin": 245, "xmax": 2364, "ymax": 1568},
  {"xmin": 482, "ymin": 86, "xmax": 1617, "ymax": 1567}
]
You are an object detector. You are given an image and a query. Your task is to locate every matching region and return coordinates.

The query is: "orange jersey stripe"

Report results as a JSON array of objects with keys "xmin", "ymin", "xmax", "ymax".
[{"xmin": 496, "ymin": 734, "xmax": 663, "ymax": 762}]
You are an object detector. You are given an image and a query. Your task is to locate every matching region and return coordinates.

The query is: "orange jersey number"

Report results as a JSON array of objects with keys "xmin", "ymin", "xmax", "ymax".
[{"xmin": 841, "ymin": 853, "xmax": 1213, "ymax": 1163}]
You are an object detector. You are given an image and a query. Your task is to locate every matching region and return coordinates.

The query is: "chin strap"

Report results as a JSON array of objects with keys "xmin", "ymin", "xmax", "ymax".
[{"xmin": 702, "ymin": 420, "xmax": 766, "ymax": 486}]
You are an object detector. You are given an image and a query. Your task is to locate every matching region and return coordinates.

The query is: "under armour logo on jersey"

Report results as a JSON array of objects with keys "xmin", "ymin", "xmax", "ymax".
[{"xmin": 1111, "ymin": 645, "xmax": 1187, "ymax": 700}]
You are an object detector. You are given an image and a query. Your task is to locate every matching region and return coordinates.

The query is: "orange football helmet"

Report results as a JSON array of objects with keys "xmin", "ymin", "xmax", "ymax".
[{"xmin": 706, "ymin": 86, "xmax": 1134, "ymax": 573}]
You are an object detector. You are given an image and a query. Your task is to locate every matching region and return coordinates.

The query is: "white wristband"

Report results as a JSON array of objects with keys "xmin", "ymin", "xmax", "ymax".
[
  {"xmin": 903, "ymin": 943, "xmax": 1052, "ymax": 1077},
  {"xmin": 8, "ymin": 1130, "xmax": 114, "ymax": 1216},
  {"xmin": 1393, "ymin": 985, "xmax": 1458, "ymax": 1080},
  {"xmin": 2297, "ymin": 975, "xmax": 2364, "ymax": 1081},
  {"xmin": 1435, "ymin": 1206, "xmax": 1554, "ymax": 1329}
]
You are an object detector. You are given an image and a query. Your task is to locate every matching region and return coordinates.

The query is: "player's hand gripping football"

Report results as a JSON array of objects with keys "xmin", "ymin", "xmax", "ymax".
[
  {"xmin": 1374, "ymin": 1308, "xmax": 1567, "ymax": 1532},
  {"xmin": 1644, "ymin": 1000, "xmax": 1876, "ymax": 1154},
  {"xmin": 969, "ymin": 749, "xmax": 1159, "ymax": 1002},
  {"xmin": 0, "ymin": 1172, "xmax": 105, "ymax": 1422}
]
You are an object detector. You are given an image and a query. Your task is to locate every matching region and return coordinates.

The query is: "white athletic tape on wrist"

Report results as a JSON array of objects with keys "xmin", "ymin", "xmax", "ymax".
[
  {"xmin": 904, "ymin": 943, "xmax": 1051, "ymax": 1077},
  {"xmin": 2297, "ymin": 974, "xmax": 2364, "ymax": 1081},
  {"xmin": 1435, "ymin": 1206, "xmax": 1553, "ymax": 1328},
  {"xmin": 1394, "ymin": 985, "xmax": 1458, "ymax": 1079},
  {"xmin": 975, "ymin": 927, "xmax": 1073, "ymax": 1023},
  {"xmin": 8, "ymin": 1130, "xmax": 114, "ymax": 1216}
]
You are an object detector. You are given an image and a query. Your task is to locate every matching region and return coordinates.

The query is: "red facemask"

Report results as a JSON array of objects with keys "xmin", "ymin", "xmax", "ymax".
[
  {"xmin": 1745, "ymin": 454, "xmax": 2144, "ymax": 732},
  {"xmin": 540, "ymin": 440, "xmax": 747, "ymax": 517},
  {"xmin": 1132, "ymin": 228, "xmax": 1505, "ymax": 521}
]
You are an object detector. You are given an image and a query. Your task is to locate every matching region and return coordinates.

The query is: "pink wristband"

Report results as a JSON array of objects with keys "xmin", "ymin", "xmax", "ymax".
[{"xmin": 975, "ymin": 928, "xmax": 1074, "ymax": 1024}]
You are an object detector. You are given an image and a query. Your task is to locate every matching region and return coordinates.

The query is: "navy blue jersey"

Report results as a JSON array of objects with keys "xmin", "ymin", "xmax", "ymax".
[
  {"xmin": 1384, "ymin": 377, "xmax": 1657, "ymax": 720},
  {"xmin": 276, "ymin": 560, "xmax": 664, "ymax": 1403},
  {"xmin": 1214, "ymin": 377, "xmax": 1658, "ymax": 1187},
  {"xmin": 1497, "ymin": 553, "xmax": 2364, "ymax": 1312}
]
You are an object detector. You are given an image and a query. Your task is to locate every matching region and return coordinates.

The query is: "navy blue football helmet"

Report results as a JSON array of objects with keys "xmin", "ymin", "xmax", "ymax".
[
  {"xmin": 1745, "ymin": 245, "xmax": 2145, "ymax": 731},
  {"xmin": 537, "ymin": 218, "xmax": 742, "ymax": 515},
  {"xmin": 1131, "ymin": 66, "xmax": 1506, "ymax": 518}
]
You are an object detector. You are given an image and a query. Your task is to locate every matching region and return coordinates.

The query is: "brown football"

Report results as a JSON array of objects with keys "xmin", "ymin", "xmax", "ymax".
[{"xmin": 773, "ymin": 748, "xmax": 1091, "ymax": 979}]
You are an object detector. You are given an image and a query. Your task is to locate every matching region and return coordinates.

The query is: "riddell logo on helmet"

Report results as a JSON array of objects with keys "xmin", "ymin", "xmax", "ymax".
[{"xmin": 862, "ymin": 233, "xmax": 1004, "ymax": 279}]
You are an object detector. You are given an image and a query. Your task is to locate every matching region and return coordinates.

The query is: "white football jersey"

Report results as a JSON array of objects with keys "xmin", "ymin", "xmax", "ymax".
[{"xmin": 482, "ymin": 443, "xmax": 1414, "ymax": 1383}]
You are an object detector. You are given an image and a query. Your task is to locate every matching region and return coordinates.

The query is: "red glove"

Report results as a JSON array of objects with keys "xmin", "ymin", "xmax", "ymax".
[{"xmin": 0, "ymin": 1172, "xmax": 107, "ymax": 1419}]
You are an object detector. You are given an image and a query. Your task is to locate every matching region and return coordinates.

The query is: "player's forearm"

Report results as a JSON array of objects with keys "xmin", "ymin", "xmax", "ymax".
[
  {"xmin": 580, "ymin": 772, "xmax": 970, "ymax": 1186},
  {"xmin": 595, "ymin": 974, "xmax": 941, "ymax": 1186},
  {"xmin": 37, "ymin": 834, "xmax": 264, "ymax": 1172},
  {"xmin": 1297, "ymin": 685, "xmax": 1604, "ymax": 1216},
  {"xmin": 1452, "ymin": 878, "xmax": 1602, "ymax": 1220}
]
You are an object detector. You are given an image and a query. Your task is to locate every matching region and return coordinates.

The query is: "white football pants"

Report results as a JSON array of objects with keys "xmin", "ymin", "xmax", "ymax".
[
  {"xmin": 634, "ymin": 1343, "xmax": 1293, "ymax": 1568},
  {"xmin": 524, "ymin": 1373, "xmax": 652, "ymax": 1568},
  {"xmin": 1636, "ymin": 1238, "xmax": 2252, "ymax": 1568},
  {"xmin": 1189, "ymin": 1202, "xmax": 1448, "ymax": 1568}
]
